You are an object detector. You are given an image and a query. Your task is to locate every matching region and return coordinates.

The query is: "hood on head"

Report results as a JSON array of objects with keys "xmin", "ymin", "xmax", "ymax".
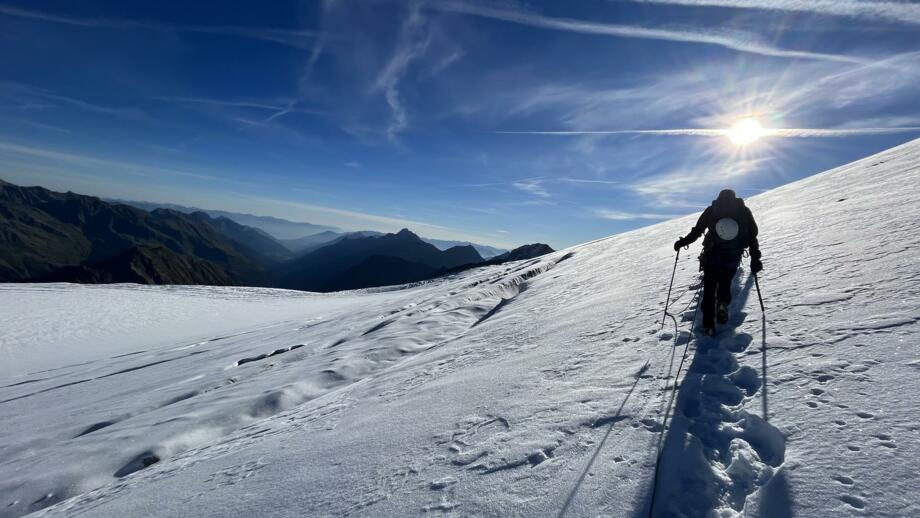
[
  {"xmin": 717, "ymin": 189, "xmax": 737, "ymax": 202},
  {"xmin": 712, "ymin": 188, "xmax": 743, "ymax": 211}
]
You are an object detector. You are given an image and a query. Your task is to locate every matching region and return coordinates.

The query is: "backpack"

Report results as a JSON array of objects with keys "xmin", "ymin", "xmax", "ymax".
[{"xmin": 700, "ymin": 198, "xmax": 750, "ymax": 268}]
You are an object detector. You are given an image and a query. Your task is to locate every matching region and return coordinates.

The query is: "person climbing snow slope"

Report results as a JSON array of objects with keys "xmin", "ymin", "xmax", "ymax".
[{"xmin": 673, "ymin": 189, "xmax": 763, "ymax": 336}]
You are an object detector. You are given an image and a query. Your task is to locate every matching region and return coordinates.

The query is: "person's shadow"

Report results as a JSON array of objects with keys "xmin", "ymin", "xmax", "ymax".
[{"xmin": 630, "ymin": 269, "xmax": 791, "ymax": 518}]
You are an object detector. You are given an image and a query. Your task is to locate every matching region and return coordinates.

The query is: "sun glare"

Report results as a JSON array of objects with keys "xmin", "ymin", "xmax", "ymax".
[{"xmin": 727, "ymin": 118, "xmax": 765, "ymax": 146}]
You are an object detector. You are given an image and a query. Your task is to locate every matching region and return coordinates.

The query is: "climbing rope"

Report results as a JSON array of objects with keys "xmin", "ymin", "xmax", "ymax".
[
  {"xmin": 559, "ymin": 252, "xmax": 702, "ymax": 518},
  {"xmin": 646, "ymin": 273, "xmax": 704, "ymax": 517}
]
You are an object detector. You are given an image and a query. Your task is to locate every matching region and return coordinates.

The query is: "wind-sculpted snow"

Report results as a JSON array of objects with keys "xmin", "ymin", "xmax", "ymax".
[{"xmin": 2, "ymin": 139, "xmax": 920, "ymax": 517}]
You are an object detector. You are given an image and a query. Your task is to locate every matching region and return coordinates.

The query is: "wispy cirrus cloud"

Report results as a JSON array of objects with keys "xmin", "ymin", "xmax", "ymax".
[
  {"xmin": 0, "ymin": 116, "xmax": 72, "ymax": 134},
  {"xmin": 511, "ymin": 178, "xmax": 551, "ymax": 198},
  {"xmin": 0, "ymin": 4, "xmax": 324, "ymax": 49},
  {"xmin": 766, "ymin": 127, "xmax": 920, "ymax": 137},
  {"xmin": 559, "ymin": 177, "xmax": 620, "ymax": 185},
  {"xmin": 371, "ymin": 4, "xmax": 432, "ymax": 141},
  {"xmin": 594, "ymin": 209, "xmax": 678, "ymax": 221},
  {"xmin": 480, "ymin": 50, "xmax": 920, "ymax": 144},
  {"xmin": 0, "ymin": 140, "xmax": 242, "ymax": 186},
  {"xmin": 494, "ymin": 127, "xmax": 920, "ymax": 138},
  {"xmin": 630, "ymin": 157, "xmax": 770, "ymax": 207},
  {"xmin": 303, "ymin": 0, "xmax": 340, "ymax": 81},
  {"xmin": 427, "ymin": 1, "xmax": 869, "ymax": 64},
  {"xmin": 157, "ymin": 96, "xmax": 324, "ymax": 123},
  {"xmin": 0, "ymin": 81, "xmax": 147, "ymax": 120},
  {"xmin": 612, "ymin": 0, "xmax": 920, "ymax": 26}
]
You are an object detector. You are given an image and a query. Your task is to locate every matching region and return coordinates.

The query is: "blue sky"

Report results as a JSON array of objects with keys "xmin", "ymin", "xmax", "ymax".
[{"xmin": 1, "ymin": 1, "xmax": 919, "ymax": 248}]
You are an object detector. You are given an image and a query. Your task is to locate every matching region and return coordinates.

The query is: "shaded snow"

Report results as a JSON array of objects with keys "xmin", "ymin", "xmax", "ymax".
[
  {"xmin": 0, "ymin": 284, "xmax": 381, "ymax": 378},
  {"xmin": 1, "ymin": 139, "xmax": 919, "ymax": 517}
]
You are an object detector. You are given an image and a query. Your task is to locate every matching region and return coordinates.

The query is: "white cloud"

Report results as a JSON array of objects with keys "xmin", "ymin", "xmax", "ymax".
[
  {"xmin": 468, "ymin": 50, "xmax": 918, "ymax": 149},
  {"xmin": 0, "ymin": 4, "xmax": 324, "ymax": 49},
  {"xmin": 496, "ymin": 129, "xmax": 726, "ymax": 136},
  {"xmin": 512, "ymin": 178, "xmax": 550, "ymax": 197},
  {"xmin": 424, "ymin": 49, "xmax": 466, "ymax": 77},
  {"xmin": 559, "ymin": 177, "xmax": 620, "ymax": 185},
  {"xmin": 371, "ymin": 5, "xmax": 432, "ymax": 141},
  {"xmin": 630, "ymin": 157, "xmax": 769, "ymax": 207},
  {"xmin": 0, "ymin": 81, "xmax": 147, "ymax": 120},
  {"xmin": 494, "ymin": 127, "xmax": 920, "ymax": 138},
  {"xmin": 613, "ymin": 0, "xmax": 920, "ymax": 26},
  {"xmin": 428, "ymin": 1, "xmax": 869, "ymax": 64},
  {"xmin": 594, "ymin": 209, "xmax": 678, "ymax": 221},
  {"xmin": 0, "ymin": 115, "xmax": 71, "ymax": 134},
  {"xmin": 768, "ymin": 127, "xmax": 920, "ymax": 137},
  {"xmin": 156, "ymin": 96, "xmax": 325, "ymax": 128}
]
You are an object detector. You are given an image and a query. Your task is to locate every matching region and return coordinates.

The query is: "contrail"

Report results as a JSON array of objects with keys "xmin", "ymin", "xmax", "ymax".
[
  {"xmin": 494, "ymin": 129, "xmax": 724, "ymax": 136},
  {"xmin": 428, "ymin": 1, "xmax": 870, "ymax": 64},
  {"xmin": 611, "ymin": 0, "xmax": 920, "ymax": 26},
  {"xmin": 769, "ymin": 128, "xmax": 920, "ymax": 137},
  {"xmin": 0, "ymin": 4, "xmax": 324, "ymax": 49},
  {"xmin": 494, "ymin": 127, "xmax": 920, "ymax": 138}
]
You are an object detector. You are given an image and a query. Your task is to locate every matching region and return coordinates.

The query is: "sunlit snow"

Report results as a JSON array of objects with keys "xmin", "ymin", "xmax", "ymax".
[{"xmin": 2, "ymin": 139, "xmax": 919, "ymax": 517}]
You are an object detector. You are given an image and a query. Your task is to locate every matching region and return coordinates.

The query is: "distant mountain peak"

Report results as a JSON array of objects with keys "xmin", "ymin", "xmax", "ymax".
[{"xmin": 395, "ymin": 228, "xmax": 420, "ymax": 239}]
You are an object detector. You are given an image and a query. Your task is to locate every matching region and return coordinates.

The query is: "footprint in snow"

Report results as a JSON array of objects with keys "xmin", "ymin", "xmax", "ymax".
[
  {"xmin": 429, "ymin": 477, "xmax": 458, "ymax": 490},
  {"xmin": 839, "ymin": 494, "xmax": 866, "ymax": 510},
  {"xmin": 832, "ymin": 475, "xmax": 855, "ymax": 486},
  {"xmin": 870, "ymin": 434, "xmax": 897, "ymax": 449},
  {"xmin": 639, "ymin": 417, "xmax": 663, "ymax": 433}
]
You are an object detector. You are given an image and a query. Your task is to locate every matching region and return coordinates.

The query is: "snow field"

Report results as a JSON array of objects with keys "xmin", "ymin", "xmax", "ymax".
[{"xmin": 1, "ymin": 138, "xmax": 919, "ymax": 517}]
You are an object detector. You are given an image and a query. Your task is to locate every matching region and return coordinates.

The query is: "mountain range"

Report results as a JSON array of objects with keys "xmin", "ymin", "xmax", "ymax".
[
  {"xmin": 115, "ymin": 199, "xmax": 507, "ymax": 258},
  {"xmin": 2, "ymin": 180, "xmax": 550, "ymax": 292},
  {"xmin": 280, "ymin": 228, "xmax": 486, "ymax": 292},
  {"xmin": 113, "ymin": 199, "xmax": 338, "ymax": 240}
]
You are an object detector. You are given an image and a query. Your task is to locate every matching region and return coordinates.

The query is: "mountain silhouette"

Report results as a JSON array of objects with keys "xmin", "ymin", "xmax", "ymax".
[
  {"xmin": 2, "ymin": 180, "xmax": 553, "ymax": 291},
  {"xmin": 0, "ymin": 180, "xmax": 269, "ymax": 285},
  {"xmin": 111, "ymin": 199, "xmax": 338, "ymax": 240},
  {"xmin": 281, "ymin": 228, "xmax": 484, "ymax": 291}
]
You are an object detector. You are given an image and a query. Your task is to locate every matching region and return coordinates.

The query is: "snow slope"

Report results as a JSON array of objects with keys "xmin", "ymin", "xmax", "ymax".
[
  {"xmin": 0, "ymin": 285, "xmax": 388, "ymax": 378},
  {"xmin": 1, "ymin": 138, "xmax": 919, "ymax": 517}
]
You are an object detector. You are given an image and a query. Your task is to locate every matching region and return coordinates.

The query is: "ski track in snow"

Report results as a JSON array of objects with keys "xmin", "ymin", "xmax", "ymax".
[{"xmin": 1, "ymin": 139, "xmax": 920, "ymax": 517}]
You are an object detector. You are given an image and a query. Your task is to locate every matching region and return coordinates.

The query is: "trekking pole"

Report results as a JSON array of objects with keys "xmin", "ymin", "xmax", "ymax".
[
  {"xmin": 754, "ymin": 272, "xmax": 768, "ymax": 422},
  {"xmin": 661, "ymin": 250, "xmax": 680, "ymax": 327},
  {"xmin": 753, "ymin": 273, "xmax": 765, "ymax": 313}
]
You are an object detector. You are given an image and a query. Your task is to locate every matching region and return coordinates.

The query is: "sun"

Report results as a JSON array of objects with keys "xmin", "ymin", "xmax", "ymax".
[{"xmin": 727, "ymin": 118, "xmax": 765, "ymax": 146}]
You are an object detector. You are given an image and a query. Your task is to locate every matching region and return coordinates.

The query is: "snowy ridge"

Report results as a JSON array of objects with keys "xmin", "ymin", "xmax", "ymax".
[{"xmin": 1, "ymin": 138, "xmax": 919, "ymax": 517}]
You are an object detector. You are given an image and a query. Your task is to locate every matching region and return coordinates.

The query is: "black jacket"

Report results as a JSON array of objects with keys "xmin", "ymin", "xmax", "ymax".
[{"xmin": 682, "ymin": 195, "xmax": 760, "ymax": 269}]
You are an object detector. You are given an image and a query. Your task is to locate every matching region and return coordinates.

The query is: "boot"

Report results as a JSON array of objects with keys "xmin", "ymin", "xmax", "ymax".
[{"xmin": 717, "ymin": 302, "xmax": 729, "ymax": 325}]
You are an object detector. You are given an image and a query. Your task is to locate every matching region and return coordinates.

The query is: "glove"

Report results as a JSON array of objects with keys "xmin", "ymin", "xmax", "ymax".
[
  {"xmin": 751, "ymin": 258, "xmax": 763, "ymax": 274},
  {"xmin": 673, "ymin": 237, "xmax": 687, "ymax": 251}
]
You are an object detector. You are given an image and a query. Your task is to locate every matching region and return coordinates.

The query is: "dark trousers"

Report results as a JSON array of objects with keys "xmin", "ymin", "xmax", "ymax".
[{"xmin": 702, "ymin": 266, "xmax": 737, "ymax": 328}]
